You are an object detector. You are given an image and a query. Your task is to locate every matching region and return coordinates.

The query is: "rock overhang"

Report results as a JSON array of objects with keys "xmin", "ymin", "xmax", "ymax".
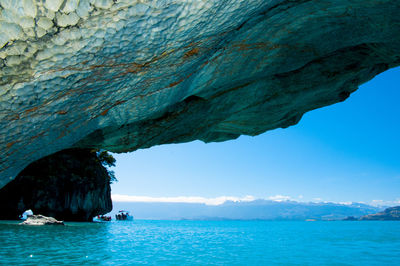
[{"xmin": 1, "ymin": 0, "xmax": 400, "ymax": 186}]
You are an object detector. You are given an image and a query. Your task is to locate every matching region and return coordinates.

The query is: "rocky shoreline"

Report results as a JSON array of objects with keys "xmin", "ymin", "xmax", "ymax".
[{"xmin": 344, "ymin": 206, "xmax": 400, "ymax": 221}]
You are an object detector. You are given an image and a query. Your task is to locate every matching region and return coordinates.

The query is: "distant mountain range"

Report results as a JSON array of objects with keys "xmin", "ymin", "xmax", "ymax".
[{"xmin": 110, "ymin": 200, "xmax": 383, "ymax": 221}]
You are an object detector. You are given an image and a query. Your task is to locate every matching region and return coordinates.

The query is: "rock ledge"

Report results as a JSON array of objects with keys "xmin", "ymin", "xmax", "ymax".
[{"xmin": 2, "ymin": 0, "xmax": 400, "ymax": 185}]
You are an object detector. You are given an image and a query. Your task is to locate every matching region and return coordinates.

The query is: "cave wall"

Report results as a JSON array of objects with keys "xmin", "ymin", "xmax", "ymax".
[
  {"xmin": 1, "ymin": 1, "xmax": 400, "ymax": 185},
  {"xmin": 0, "ymin": 149, "xmax": 112, "ymax": 221}
]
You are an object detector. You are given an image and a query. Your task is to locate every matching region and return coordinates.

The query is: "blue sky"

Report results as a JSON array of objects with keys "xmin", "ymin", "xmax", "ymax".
[{"xmin": 111, "ymin": 67, "xmax": 400, "ymax": 206}]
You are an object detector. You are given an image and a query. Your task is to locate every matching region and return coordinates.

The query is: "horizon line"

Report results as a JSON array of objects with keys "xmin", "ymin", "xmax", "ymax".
[{"xmin": 111, "ymin": 194, "xmax": 400, "ymax": 207}]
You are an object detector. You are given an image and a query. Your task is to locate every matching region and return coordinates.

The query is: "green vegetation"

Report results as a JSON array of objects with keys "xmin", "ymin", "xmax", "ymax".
[{"xmin": 94, "ymin": 150, "xmax": 117, "ymax": 183}]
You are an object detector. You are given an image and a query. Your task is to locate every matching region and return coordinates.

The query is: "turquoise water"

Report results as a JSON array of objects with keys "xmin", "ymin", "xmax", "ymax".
[{"xmin": 1, "ymin": 220, "xmax": 399, "ymax": 265}]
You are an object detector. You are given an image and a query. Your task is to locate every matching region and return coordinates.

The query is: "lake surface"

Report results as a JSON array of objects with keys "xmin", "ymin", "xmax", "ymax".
[{"xmin": 0, "ymin": 220, "xmax": 399, "ymax": 265}]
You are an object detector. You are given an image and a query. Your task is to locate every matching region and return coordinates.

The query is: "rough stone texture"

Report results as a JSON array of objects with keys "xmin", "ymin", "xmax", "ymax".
[
  {"xmin": 0, "ymin": 149, "xmax": 112, "ymax": 221},
  {"xmin": 1, "ymin": 1, "xmax": 400, "ymax": 185},
  {"xmin": 360, "ymin": 206, "xmax": 400, "ymax": 221},
  {"xmin": 21, "ymin": 214, "xmax": 64, "ymax": 225}
]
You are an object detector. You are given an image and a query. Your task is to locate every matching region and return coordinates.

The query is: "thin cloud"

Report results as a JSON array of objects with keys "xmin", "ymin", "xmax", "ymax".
[
  {"xmin": 338, "ymin": 201, "xmax": 353, "ymax": 205},
  {"xmin": 267, "ymin": 195, "xmax": 292, "ymax": 202},
  {"xmin": 370, "ymin": 199, "xmax": 400, "ymax": 207},
  {"xmin": 112, "ymin": 194, "xmax": 255, "ymax": 205}
]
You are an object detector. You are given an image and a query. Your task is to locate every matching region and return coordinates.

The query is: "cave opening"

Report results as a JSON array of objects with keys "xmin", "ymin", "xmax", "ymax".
[{"xmin": 1, "ymin": 67, "xmax": 399, "ymax": 222}]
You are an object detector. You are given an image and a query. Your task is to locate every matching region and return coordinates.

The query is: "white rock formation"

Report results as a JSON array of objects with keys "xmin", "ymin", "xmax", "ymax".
[{"xmin": 20, "ymin": 214, "xmax": 64, "ymax": 225}]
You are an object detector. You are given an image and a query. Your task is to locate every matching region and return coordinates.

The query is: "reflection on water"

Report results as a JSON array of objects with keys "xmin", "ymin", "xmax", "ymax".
[
  {"xmin": 1, "ymin": 220, "xmax": 400, "ymax": 265},
  {"xmin": 0, "ymin": 221, "xmax": 110, "ymax": 264}
]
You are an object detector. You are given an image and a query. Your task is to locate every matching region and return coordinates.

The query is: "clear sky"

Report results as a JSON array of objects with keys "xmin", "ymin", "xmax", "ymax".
[{"xmin": 110, "ymin": 67, "xmax": 400, "ymax": 206}]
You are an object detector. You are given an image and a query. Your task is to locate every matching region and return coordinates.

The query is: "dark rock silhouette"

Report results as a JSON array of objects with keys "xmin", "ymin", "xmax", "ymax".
[{"xmin": 0, "ymin": 149, "xmax": 112, "ymax": 221}]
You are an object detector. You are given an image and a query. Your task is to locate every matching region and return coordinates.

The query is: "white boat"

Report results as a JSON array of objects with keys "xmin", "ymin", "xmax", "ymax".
[{"xmin": 115, "ymin": 210, "xmax": 133, "ymax": 221}]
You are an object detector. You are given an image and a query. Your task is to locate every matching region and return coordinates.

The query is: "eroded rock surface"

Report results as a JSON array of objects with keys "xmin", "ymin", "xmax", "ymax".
[
  {"xmin": 0, "ymin": 149, "xmax": 112, "ymax": 221},
  {"xmin": 1, "ymin": 1, "xmax": 400, "ymax": 185},
  {"xmin": 21, "ymin": 214, "xmax": 64, "ymax": 225}
]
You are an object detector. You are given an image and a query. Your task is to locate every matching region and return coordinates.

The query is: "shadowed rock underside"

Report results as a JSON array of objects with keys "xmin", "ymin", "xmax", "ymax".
[{"xmin": 1, "ymin": 0, "xmax": 400, "ymax": 186}]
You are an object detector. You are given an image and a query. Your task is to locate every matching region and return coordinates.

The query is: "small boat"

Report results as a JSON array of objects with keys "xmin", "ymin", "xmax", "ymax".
[
  {"xmin": 95, "ymin": 215, "xmax": 112, "ymax": 222},
  {"xmin": 115, "ymin": 210, "xmax": 133, "ymax": 221}
]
